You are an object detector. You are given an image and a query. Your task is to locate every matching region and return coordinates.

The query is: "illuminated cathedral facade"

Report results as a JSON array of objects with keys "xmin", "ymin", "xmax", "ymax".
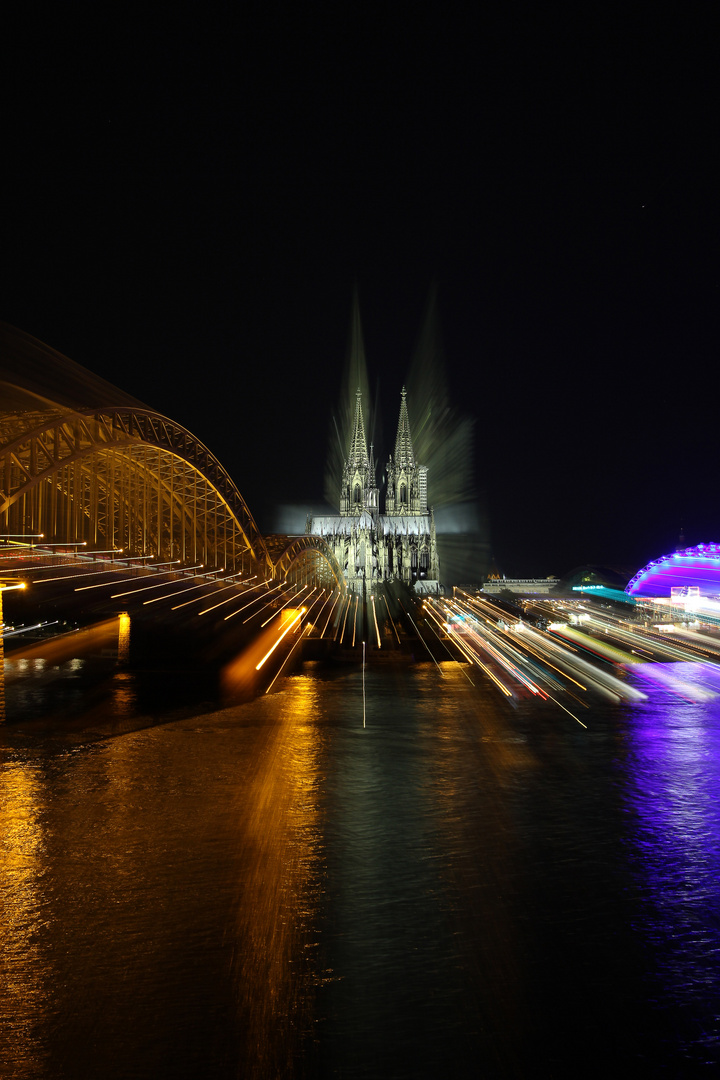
[{"xmin": 308, "ymin": 388, "xmax": 440, "ymax": 592}]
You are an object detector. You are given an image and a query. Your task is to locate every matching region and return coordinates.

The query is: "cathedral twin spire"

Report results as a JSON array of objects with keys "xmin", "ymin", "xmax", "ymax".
[
  {"xmin": 340, "ymin": 388, "xmax": 377, "ymax": 515},
  {"xmin": 393, "ymin": 387, "xmax": 415, "ymax": 470},
  {"xmin": 342, "ymin": 386, "xmax": 425, "ymax": 517},
  {"xmin": 348, "ymin": 389, "xmax": 370, "ymax": 471}
]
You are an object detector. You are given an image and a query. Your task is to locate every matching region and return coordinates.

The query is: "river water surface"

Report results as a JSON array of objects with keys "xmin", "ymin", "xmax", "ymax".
[{"xmin": 1, "ymin": 657, "xmax": 719, "ymax": 1077}]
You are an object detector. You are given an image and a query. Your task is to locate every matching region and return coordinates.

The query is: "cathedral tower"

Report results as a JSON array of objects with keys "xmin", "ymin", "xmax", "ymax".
[
  {"xmin": 339, "ymin": 389, "xmax": 378, "ymax": 515},
  {"xmin": 385, "ymin": 387, "xmax": 428, "ymax": 515},
  {"xmin": 309, "ymin": 384, "xmax": 439, "ymax": 593}
]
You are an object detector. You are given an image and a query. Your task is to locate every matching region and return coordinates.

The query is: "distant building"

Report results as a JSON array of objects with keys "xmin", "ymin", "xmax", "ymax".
[
  {"xmin": 308, "ymin": 388, "xmax": 440, "ymax": 592},
  {"xmin": 482, "ymin": 577, "xmax": 559, "ymax": 596}
]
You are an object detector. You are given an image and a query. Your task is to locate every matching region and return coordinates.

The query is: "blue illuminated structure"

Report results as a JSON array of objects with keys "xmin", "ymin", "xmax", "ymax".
[{"xmin": 626, "ymin": 543, "xmax": 720, "ymax": 598}]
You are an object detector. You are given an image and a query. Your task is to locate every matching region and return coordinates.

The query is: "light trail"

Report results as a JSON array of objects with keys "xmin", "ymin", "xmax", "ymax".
[
  {"xmin": 171, "ymin": 573, "xmax": 249, "ymax": 611},
  {"xmin": 1, "ymin": 542, "xmax": 87, "ymax": 554},
  {"xmin": 224, "ymin": 582, "xmax": 280, "ymax": 621},
  {"xmin": 301, "ymin": 589, "xmax": 327, "ymax": 622},
  {"xmin": 321, "ymin": 592, "xmax": 342, "ymax": 638},
  {"xmin": 264, "ymin": 621, "xmax": 309, "ymax": 694},
  {"xmin": 370, "ymin": 595, "xmax": 381, "ymax": 648},
  {"xmin": 519, "ymin": 594, "xmax": 720, "ymax": 701},
  {"xmin": 150, "ymin": 574, "xmax": 256, "ymax": 607},
  {"xmin": 422, "ymin": 605, "xmax": 475, "ymax": 683},
  {"xmin": 306, "ymin": 589, "xmax": 332, "ymax": 636},
  {"xmin": 75, "ymin": 566, "xmax": 163, "ymax": 591},
  {"xmin": 37, "ymin": 564, "xmax": 146, "ymax": 584},
  {"xmin": 245, "ymin": 584, "xmax": 293, "ymax": 624},
  {"xmin": 399, "ymin": 600, "xmax": 443, "ymax": 674},
  {"xmin": 255, "ymin": 609, "xmax": 304, "ymax": 670},
  {"xmin": 260, "ymin": 585, "xmax": 309, "ymax": 627},
  {"xmin": 194, "ymin": 574, "xmax": 256, "ymax": 614},
  {"xmin": 110, "ymin": 565, "xmax": 200, "ymax": 598},
  {"xmin": 382, "ymin": 594, "xmax": 401, "ymax": 643},
  {"xmin": 338, "ymin": 596, "xmax": 352, "ymax": 643},
  {"xmin": 2, "ymin": 620, "xmax": 60, "ymax": 638},
  {"xmin": 426, "ymin": 593, "xmax": 656, "ymax": 716},
  {"xmin": 351, "ymin": 595, "xmax": 359, "ymax": 647}
]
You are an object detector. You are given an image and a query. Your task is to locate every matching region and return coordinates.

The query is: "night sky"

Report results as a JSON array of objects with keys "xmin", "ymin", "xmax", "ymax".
[{"xmin": 2, "ymin": 6, "xmax": 719, "ymax": 580}]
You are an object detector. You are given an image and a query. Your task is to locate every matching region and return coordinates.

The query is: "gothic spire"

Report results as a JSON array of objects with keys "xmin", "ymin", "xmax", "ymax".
[
  {"xmin": 348, "ymin": 388, "xmax": 370, "ymax": 470},
  {"xmin": 393, "ymin": 386, "xmax": 415, "ymax": 469}
]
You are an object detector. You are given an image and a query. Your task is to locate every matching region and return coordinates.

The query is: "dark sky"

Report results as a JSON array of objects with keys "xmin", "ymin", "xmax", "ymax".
[{"xmin": 2, "ymin": 6, "xmax": 719, "ymax": 579}]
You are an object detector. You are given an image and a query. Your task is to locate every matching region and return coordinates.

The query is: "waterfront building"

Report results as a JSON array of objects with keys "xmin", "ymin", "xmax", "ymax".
[
  {"xmin": 481, "ymin": 577, "xmax": 560, "ymax": 596},
  {"xmin": 308, "ymin": 387, "xmax": 440, "ymax": 592}
]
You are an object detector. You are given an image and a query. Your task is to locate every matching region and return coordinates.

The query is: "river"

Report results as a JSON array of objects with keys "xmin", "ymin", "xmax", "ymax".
[{"xmin": 1, "ymin": 654, "xmax": 719, "ymax": 1077}]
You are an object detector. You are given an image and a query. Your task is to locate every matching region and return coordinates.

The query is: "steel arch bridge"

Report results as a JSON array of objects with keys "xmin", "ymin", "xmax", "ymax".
[
  {"xmin": 264, "ymin": 534, "xmax": 346, "ymax": 590},
  {"xmin": 0, "ymin": 328, "xmax": 344, "ymax": 593}
]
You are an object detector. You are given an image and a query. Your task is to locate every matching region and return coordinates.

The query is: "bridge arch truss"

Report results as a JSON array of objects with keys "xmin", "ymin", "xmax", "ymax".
[
  {"xmin": 263, "ymin": 534, "xmax": 347, "ymax": 593},
  {"xmin": 0, "ymin": 406, "xmax": 273, "ymax": 576}
]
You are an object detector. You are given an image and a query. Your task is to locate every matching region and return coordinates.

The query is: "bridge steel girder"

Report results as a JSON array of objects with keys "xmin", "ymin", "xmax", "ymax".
[
  {"xmin": 264, "ymin": 534, "xmax": 347, "ymax": 594},
  {"xmin": 0, "ymin": 407, "xmax": 273, "ymax": 576}
]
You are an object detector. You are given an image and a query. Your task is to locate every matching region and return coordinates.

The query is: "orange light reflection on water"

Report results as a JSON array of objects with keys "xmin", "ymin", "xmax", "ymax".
[
  {"xmin": 229, "ymin": 672, "xmax": 326, "ymax": 1075},
  {"xmin": 0, "ymin": 762, "xmax": 50, "ymax": 1075}
]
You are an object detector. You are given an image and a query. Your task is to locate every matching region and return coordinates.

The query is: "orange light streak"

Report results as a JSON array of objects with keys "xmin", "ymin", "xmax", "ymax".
[
  {"xmin": 243, "ymin": 583, "xmax": 291, "ymax": 624},
  {"xmin": 147, "ymin": 571, "xmax": 252, "ymax": 607},
  {"xmin": 351, "ymin": 595, "xmax": 359, "ymax": 647},
  {"xmin": 371, "ymin": 595, "xmax": 381, "ymax": 648},
  {"xmin": 255, "ymin": 609, "xmax": 304, "ymax": 670},
  {"xmin": 382, "ymin": 594, "xmax": 401, "ymax": 643},
  {"xmin": 339, "ymin": 596, "xmax": 352, "ymax": 643},
  {"xmin": 321, "ymin": 592, "xmax": 342, "ymax": 638},
  {"xmin": 224, "ymin": 582, "xmax": 279, "ymax": 621},
  {"xmin": 110, "ymin": 565, "xmax": 200, "ymax": 598},
  {"xmin": 260, "ymin": 585, "xmax": 309, "ymax": 628},
  {"xmin": 264, "ymin": 622, "xmax": 310, "ymax": 694},
  {"xmin": 196, "ymin": 587, "xmax": 251, "ymax": 615}
]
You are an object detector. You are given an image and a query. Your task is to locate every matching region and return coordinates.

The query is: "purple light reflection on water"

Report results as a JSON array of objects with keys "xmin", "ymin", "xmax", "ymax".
[{"xmin": 623, "ymin": 663, "xmax": 720, "ymax": 1063}]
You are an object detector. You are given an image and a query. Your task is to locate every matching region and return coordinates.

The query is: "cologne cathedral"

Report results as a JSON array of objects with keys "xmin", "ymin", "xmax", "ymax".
[{"xmin": 307, "ymin": 387, "xmax": 440, "ymax": 592}]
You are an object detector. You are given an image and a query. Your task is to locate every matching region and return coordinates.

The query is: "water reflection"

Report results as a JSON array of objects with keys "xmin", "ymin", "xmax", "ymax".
[
  {"xmin": 117, "ymin": 613, "xmax": 131, "ymax": 665},
  {"xmin": 3, "ymin": 654, "xmax": 720, "ymax": 1075},
  {"xmin": 625, "ymin": 663, "xmax": 720, "ymax": 1062},
  {"xmin": 0, "ymin": 760, "xmax": 50, "ymax": 1076},
  {"xmin": 228, "ymin": 673, "xmax": 326, "ymax": 1077},
  {"xmin": 109, "ymin": 671, "xmax": 137, "ymax": 717},
  {"xmin": 315, "ymin": 663, "xmax": 534, "ymax": 1076},
  {"xmin": 430, "ymin": 664, "xmax": 531, "ymax": 1074}
]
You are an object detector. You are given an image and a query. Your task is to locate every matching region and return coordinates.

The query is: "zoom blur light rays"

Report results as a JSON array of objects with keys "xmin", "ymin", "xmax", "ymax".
[
  {"xmin": 195, "ymin": 574, "xmax": 256, "ymax": 615},
  {"xmin": 324, "ymin": 291, "xmax": 375, "ymax": 512},
  {"xmin": 533, "ymin": 597, "xmax": 720, "ymax": 704},
  {"xmin": 223, "ymin": 582, "xmax": 282, "ymax": 622},
  {"xmin": 320, "ymin": 592, "xmax": 342, "ymax": 638},
  {"xmin": 370, "ymin": 595, "xmax": 381, "ymax": 648},
  {"xmin": 245, "ymin": 583, "xmax": 293, "ymax": 625},
  {"xmin": 261, "ymin": 586, "xmax": 310, "ymax": 628},
  {"xmin": 255, "ymin": 609, "xmax": 304, "ymax": 671},
  {"xmin": 148, "ymin": 572, "xmax": 252, "ymax": 608},
  {"xmin": 111, "ymin": 564, "xmax": 201, "ymax": 598},
  {"xmin": 426, "ymin": 593, "xmax": 652, "ymax": 721}
]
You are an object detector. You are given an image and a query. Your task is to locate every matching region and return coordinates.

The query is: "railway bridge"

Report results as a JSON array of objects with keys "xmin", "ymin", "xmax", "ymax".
[{"xmin": 0, "ymin": 324, "xmax": 344, "ymax": 594}]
